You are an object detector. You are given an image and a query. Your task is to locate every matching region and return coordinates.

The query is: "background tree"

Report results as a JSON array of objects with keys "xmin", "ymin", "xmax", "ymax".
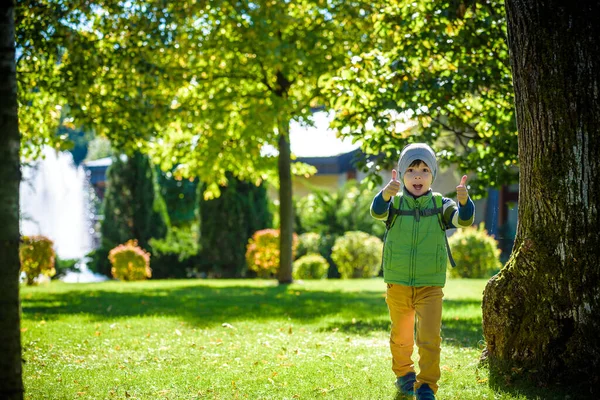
[
  {"xmin": 324, "ymin": 0, "xmax": 516, "ymax": 197},
  {"xmin": 481, "ymin": 1, "xmax": 600, "ymax": 392},
  {"xmin": 0, "ymin": 2, "xmax": 23, "ymax": 399},
  {"xmin": 156, "ymin": 171, "xmax": 198, "ymax": 228},
  {"xmin": 149, "ymin": 0, "xmax": 375, "ymax": 283},
  {"xmin": 199, "ymin": 174, "xmax": 272, "ymax": 278},
  {"xmin": 90, "ymin": 151, "xmax": 169, "ymax": 277}
]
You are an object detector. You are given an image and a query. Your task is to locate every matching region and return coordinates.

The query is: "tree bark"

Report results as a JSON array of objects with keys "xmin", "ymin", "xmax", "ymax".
[
  {"xmin": 482, "ymin": 0, "xmax": 600, "ymax": 391},
  {"xmin": 277, "ymin": 121, "xmax": 294, "ymax": 284},
  {"xmin": 0, "ymin": 2, "xmax": 24, "ymax": 399}
]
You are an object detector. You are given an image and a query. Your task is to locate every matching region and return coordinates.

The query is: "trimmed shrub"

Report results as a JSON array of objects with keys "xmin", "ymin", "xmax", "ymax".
[
  {"xmin": 109, "ymin": 240, "xmax": 152, "ymax": 281},
  {"xmin": 295, "ymin": 232, "xmax": 321, "ymax": 260},
  {"xmin": 246, "ymin": 229, "xmax": 297, "ymax": 278},
  {"xmin": 294, "ymin": 232, "xmax": 341, "ymax": 278},
  {"xmin": 19, "ymin": 235, "xmax": 56, "ymax": 285},
  {"xmin": 331, "ymin": 231, "xmax": 383, "ymax": 279},
  {"xmin": 448, "ymin": 224, "xmax": 502, "ymax": 278},
  {"xmin": 293, "ymin": 254, "xmax": 329, "ymax": 280},
  {"xmin": 294, "ymin": 181, "xmax": 387, "ymax": 279}
]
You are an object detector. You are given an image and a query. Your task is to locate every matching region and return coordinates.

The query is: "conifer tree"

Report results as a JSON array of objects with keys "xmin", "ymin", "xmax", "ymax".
[
  {"xmin": 91, "ymin": 151, "xmax": 169, "ymax": 276},
  {"xmin": 199, "ymin": 175, "xmax": 272, "ymax": 277}
]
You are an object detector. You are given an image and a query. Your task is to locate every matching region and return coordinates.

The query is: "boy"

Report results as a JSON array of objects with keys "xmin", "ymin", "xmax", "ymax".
[{"xmin": 370, "ymin": 143, "xmax": 475, "ymax": 400}]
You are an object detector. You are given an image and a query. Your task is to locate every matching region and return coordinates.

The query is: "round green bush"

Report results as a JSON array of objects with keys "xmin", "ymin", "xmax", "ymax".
[
  {"xmin": 331, "ymin": 231, "xmax": 383, "ymax": 279},
  {"xmin": 295, "ymin": 232, "xmax": 321, "ymax": 260},
  {"xmin": 448, "ymin": 224, "xmax": 502, "ymax": 278},
  {"xmin": 293, "ymin": 253, "xmax": 329, "ymax": 280}
]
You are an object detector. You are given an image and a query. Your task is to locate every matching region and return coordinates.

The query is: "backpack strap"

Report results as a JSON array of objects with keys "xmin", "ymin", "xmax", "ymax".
[
  {"xmin": 384, "ymin": 195, "xmax": 403, "ymax": 231},
  {"xmin": 432, "ymin": 193, "xmax": 456, "ymax": 268}
]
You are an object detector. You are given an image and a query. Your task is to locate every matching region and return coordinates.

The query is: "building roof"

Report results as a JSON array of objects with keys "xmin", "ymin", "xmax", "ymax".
[
  {"xmin": 297, "ymin": 148, "xmax": 363, "ymax": 175},
  {"xmin": 82, "ymin": 149, "xmax": 364, "ymax": 185}
]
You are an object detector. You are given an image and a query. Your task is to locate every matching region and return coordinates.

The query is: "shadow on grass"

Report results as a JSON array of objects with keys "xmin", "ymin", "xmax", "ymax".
[
  {"xmin": 22, "ymin": 282, "xmax": 487, "ymax": 352},
  {"xmin": 486, "ymin": 367, "xmax": 593, "ymax": 400},
  {"xmin": 22, "ymin": 282, "xmax": 391, "ymax": 327},
  {"xmin": 23, "ymin": 282, "xmax": 486, "ymax": 349},
  {"xmin": 442, "ymin": 299, "xmax": 484, "ymax": 348},
  {"xmin": 317, "ymin": 299, "xmax": 484, "ymax": 349}
]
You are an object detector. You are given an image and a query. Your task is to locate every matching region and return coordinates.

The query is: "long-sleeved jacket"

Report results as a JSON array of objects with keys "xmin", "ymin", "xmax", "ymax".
[{"xmin": 371, "ymin": 188, "xmax": 475, "ymax": 287}]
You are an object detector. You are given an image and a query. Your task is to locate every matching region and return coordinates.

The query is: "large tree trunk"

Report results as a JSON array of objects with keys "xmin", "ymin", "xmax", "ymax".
[
  {"xmin": 482, "ymin": 0, "xmax": 600, "ymax": 391},
  {"xmin": 277, "ymin": 121, "xmax": 293, "ymax": 284},
  {"xmin": 0, "ymin": 2, "xmax": 24, "ymax": 399}
]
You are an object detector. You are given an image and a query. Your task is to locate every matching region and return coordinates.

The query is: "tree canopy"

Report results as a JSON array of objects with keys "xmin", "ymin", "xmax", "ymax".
[
  {"xmin": 16, "ymin": 0, "xmax": 376, "ymax": 282},
  {"xmin": 16, "ymin": 0, "xmax": 371, "ymax": 187},
  {"xmin": 16, "ymin": 0, "xmax": 522, "ymax": 283},
  {"xmin": 325, "ymin": 0, "xmax": 517, "ymax": 197}
]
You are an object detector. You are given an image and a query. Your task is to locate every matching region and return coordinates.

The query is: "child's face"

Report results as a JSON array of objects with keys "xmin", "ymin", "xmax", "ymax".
[{"xmin": 403, "ymin": 161, "xmax": 433, "ymax": 197}]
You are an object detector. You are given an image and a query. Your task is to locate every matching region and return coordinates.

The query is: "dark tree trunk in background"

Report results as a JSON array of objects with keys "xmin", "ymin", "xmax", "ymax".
[
  {"xmin": 0, "ymin": 2, "xmax": 24, "ymax": 399},
  {"xmin": 277, "ymin": 122, "xmax": 293, "ymax": 284},
  {"xmin": 482, "ymin": 0, "xmax": 600, "ymax": 392}
]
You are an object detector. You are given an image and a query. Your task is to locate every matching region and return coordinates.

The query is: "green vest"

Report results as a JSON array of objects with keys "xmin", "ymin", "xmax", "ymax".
[{"xmin": 382, "ymin": 191, "xmax": 448, "ymax": 287}]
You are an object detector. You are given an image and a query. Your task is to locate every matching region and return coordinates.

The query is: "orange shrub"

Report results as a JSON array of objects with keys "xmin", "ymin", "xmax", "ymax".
[
  {"xmin": 245, "ymin": 229, "xmax": 298, "ymax": 278},
  {"xmin": 108, "ymin": 240, "xmax": 152, "ymax": 281},
  {"xmin": 19, "ymin": 235, "xmax": 56, "ymax": 285}
]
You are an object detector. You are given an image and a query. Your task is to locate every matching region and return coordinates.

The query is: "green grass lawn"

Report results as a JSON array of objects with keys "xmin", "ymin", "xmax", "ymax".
[{"xmin": 20, "ymin": 278, "xmax": 571, "ymax": 399}]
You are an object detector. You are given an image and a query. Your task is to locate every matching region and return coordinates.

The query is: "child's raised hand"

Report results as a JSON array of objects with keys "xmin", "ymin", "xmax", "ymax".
[
  {"xmin": 456, "ymin": 175, "xmax": 469, "ymax": 205},
  {"xmin": 383, "ymin": 169, "xmax": 401, "ymax": 202}
]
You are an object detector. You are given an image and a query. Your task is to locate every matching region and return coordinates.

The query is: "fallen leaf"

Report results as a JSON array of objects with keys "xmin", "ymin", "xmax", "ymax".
[
  {"xmin": 175, "ymin": 329, "xmax": 182, "ymax": 336},
  {"xmin": 222, "ymin": 323, "xmax": 235, "ymax": 329}
]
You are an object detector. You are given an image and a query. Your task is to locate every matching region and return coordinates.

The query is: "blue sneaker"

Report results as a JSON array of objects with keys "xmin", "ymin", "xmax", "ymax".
[
  {"xmin": 416, "ymin": 383, "xmax": 435, "ymax": 400},
  {"xmin": 395, "ymin": 372, "xmax": 416, "ymax": 396}
]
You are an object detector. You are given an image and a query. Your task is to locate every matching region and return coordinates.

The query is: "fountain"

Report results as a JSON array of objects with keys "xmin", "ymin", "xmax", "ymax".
[{"xmin": 20, "ymin": 148, "xmax": 107, "ymax": 283}]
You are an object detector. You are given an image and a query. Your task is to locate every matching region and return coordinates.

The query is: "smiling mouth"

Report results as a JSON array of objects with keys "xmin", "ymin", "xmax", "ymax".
[{"xmin": 413, "ymin": 184, "xmax": 423, "ymax": 191}]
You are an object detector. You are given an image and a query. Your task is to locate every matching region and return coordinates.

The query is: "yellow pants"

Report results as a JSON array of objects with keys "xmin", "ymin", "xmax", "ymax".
[{"xmin": 386, "ymin": 283, "xmax": 444, "ymax": 394}]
